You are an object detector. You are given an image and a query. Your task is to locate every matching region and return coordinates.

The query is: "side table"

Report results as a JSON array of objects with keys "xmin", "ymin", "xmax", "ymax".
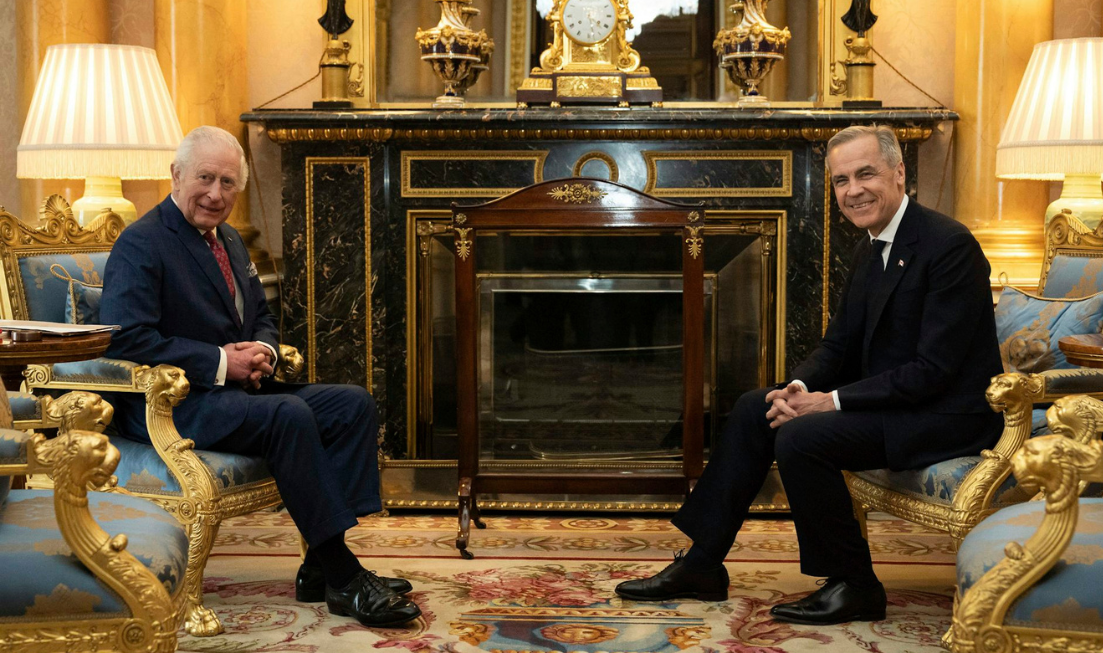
[{"xmin": 1058, "ymin": 334, "xmax": 1103, "ymax": 369}]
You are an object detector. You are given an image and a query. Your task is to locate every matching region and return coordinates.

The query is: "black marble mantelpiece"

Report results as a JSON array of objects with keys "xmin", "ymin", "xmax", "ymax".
[{"xmin": 243, "ymin": 107, "xmax": 955, "ymax": 477}]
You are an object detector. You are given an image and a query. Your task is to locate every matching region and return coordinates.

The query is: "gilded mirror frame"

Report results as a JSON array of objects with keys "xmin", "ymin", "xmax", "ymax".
[{"xmin": 346, "ymin": 0, "xmax": 851, "ymax": 107}]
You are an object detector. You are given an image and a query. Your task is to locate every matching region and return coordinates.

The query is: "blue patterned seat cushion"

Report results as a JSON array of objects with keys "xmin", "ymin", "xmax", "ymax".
[
  {"xmin": 995, "ymin": 286, "xmax": 1103, "ymax": 374},
  {"xmin": 110, "ymin": 435, "xmax": 271, "ymax": 494},
  {"xmin": 851, "ymin": 408, "xmax": 1049, "ymax": 507},
  {"xmin": 18, "ymin": 252, "xmax": 109, "ymax": 323},
  {"xmin": 0, "ymin": 428, "xmax": 30, "ymax": 465},
  {"xmin": 9, "ymin": 391, "xmax": 41, "ymax": 424},
  {"xmin": 42, "ymin": 358, "xmax": 136, "ymax": 386},
  {"xmin": 958, "ymin": 499, "xmax": 1103, "ymax": 629},
  {"xmin": 0, "ymin": 489, "xmax": 187, "ymax": 618},
  {"xmin": 1042, "ymin": 254, "xmax": 1103, "ymax": 299}
]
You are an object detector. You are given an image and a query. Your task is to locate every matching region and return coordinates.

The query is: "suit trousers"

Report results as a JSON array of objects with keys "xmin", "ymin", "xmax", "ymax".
[
  {"xmin": 674, "ymin": 387, "xmax": 890, "ymax": 579},
  {"xmin": 210, "ymin": 382, "xmax": 381, "ymax": 548}
]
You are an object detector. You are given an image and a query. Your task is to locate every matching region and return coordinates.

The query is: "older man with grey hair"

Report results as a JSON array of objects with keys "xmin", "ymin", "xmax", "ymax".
[
  {"xmin": 101, "ymin": 125, "xmax": 421, "ymax": 628},
  {"xmin": 616, "ymin": 125, "xmax": 1003, "ymax": 624}
]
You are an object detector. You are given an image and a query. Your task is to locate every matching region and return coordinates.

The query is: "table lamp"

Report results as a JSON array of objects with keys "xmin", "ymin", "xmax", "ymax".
[
  {"xmin": 997, "ymin": 38, "xmax": 1103, "ymax": 230},
  {"xmin": 17, "ymin": 44, "xmax": 183, "ymax": 225}
]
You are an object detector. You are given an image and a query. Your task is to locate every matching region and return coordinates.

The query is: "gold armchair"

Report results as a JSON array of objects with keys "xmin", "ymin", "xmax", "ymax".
[
  {"xmin": 0, "ymin": 393, "xmax": 187, "ymax": 652},
  {"xmin": 0, "ymin": 198, "xmax": 299, "ymax": 636},
  {"xmin": 946, "ymin": 393, "xmax": 1103, "ymax": 653}
]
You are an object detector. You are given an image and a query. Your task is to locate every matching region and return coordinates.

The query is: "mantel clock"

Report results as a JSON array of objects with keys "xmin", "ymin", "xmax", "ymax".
[{"xmin": 516, "ymin": 0, "xmax": 662, "ymax": 107}]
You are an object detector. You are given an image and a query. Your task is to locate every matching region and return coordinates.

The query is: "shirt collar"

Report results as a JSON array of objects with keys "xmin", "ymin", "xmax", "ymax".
[
  {"xmin": 870, "ymin": 194, "xmax": 908, "ymax": 244},
  {"xmin": 170, "ymin": 194, "xmax": 216, "ymax": 239}
]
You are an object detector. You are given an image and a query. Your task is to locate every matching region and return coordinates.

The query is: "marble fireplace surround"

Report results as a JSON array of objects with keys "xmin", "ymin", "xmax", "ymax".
[{"xmin": 243, "ymin": 107, "xmax": 954, "ymax": 510}]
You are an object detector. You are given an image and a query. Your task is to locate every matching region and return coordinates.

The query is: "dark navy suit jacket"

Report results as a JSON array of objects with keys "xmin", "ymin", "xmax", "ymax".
[
  {"xmin": 789, "ymin": 200, "xmax": 1003, "ymax": 470},
  {"xmin": 101, "ymin": 195, "xmax": 280, "ymax": 448}
]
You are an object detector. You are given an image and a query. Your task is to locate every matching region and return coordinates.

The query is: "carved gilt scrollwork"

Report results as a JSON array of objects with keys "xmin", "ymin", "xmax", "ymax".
[
  {"xmin": 685, "ymin": 226, "xmax": 704, "ymax": 259},
  {"xmin": 454, "ymin": 227, "xmax": 472, "ymax": 260},
  {"xmin": 547, "ymin": 183, "xmax": 607, "ymax": 204}
]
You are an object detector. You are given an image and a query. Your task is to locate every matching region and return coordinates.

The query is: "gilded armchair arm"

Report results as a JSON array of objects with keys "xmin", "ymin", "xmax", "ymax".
[
  {"xmin": 952, "ymin": 369, "xmax": 1103, "ymax": 516},
  {"xmin": 950, "ymin": 396, "xmax": 1103, "ymax": 650},
  {"xmin": 25, "ymin": 358, "xmax": 145, "ymax": 393},
  {"xmin": 24, "ymin": 429, "xmax": 178, "ymax": 648},
  {"xmin": 274, "ymin": 344, "xmax": 305, "ymax": 383}
]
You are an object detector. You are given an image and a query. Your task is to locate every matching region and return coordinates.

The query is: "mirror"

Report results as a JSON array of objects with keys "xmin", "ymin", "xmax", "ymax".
[{"xmin": 372, "ymin": 0, "xmax": 824, "ymax": 105}]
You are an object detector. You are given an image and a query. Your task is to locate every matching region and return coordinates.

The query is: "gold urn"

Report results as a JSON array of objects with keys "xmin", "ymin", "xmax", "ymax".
[
  {"xmin": 713, "ymin": 0, "xmax": 791, "ymax": 104},
  {"xmin": 415, "ymin": 0, "xmax": 493, "ymax": 109}
]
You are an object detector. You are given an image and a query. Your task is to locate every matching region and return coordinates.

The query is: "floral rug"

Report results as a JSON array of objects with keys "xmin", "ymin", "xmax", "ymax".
[{"xmin": 179, "ymin": 512, "xmax": 958, "ymax": 652}]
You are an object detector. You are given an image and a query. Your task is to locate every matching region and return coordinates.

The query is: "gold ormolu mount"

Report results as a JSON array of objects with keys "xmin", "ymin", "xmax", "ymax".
[{"xmin": 415, "ymin": 0, "xmax": 493, "ymax": 109}]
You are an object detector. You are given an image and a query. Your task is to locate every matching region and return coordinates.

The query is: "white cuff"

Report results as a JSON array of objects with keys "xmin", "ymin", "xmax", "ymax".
[
  {"xmin": 257, "ymin": 341, "xmax": 277, "ymax": 363},
  {"xmin": 790, "ymin": 379, "xmax": 809, "ymax": 392},
  {"xmin": 215, "ymin": 347, "xmax": 227, "ymax": 386},
  {"xmin": 831, "ymin": 390, "xmax": 841, "ymax": 411}
]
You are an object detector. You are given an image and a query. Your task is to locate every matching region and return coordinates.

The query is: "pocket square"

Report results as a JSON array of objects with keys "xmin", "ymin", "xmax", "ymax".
[{"xmin": 247, "ymin": 262, "xmax": 258, "ymax": 278}]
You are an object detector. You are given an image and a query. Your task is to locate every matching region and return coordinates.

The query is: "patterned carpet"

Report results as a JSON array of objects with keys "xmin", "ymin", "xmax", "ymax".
[{"xmin": 179, "ymin": 511, "xmax": 958, "ymax": 652}]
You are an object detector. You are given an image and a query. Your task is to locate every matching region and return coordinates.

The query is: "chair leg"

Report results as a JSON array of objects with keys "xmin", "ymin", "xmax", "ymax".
[
  {"xmin": 182, "ymin": 513, "xmax": 225, "ymax": 637},
  {"xmin": 852, "ymin": 497, "xmax": 869, "ymax": 541}
]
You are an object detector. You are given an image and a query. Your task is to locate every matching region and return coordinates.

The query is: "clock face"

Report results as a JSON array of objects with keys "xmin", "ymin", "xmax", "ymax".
[{"xmin": 562, "ymin": 0, "xmax": 617, "ymax": 46}]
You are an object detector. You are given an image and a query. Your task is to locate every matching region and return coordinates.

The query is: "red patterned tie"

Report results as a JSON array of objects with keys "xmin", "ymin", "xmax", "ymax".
[{"xmin": 203, "ymin": 230, "xmax": 236, "ymax": 300}]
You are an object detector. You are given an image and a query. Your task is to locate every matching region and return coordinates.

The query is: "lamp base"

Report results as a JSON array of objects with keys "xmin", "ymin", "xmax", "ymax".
[
  {"xmin": 1045, "ymin": 173, "xmax": 1103, "ymax": 231},
  {"xmin": 72, "ymin": 176, "xmax": 137, "ymax": 226}
]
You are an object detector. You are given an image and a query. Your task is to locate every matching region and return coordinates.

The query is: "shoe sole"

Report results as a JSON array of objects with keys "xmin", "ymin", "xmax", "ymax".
[
  {"xmin": 769, "ymin": 610, "xmax": 886, "ymax": 625},
  {"xmin": 615, "ymin": 589, "xmax": 727, "ymax": 602},
  {"xmin": 327, "ymin": 603, "xmax": 423, "ymax": 628}
]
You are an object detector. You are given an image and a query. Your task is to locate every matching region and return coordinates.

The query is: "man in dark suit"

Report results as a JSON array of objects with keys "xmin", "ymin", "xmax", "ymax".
[
  {"xmin": 100, "ymin": 126, "xmax": 421, "ymax": 628},
  {"xmin": 615, "ymin": 125, "xmax": 1003, "ymax": 624}
]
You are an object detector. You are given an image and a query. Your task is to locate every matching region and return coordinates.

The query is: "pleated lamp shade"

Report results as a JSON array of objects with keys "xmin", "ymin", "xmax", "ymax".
[
  {"xmin": 997, "ymin": 38, "xmax": 1103, "ymax": 180},
  {"xmin": 17, "ymin": 44, "xmax": 183, "ymax": 225}
]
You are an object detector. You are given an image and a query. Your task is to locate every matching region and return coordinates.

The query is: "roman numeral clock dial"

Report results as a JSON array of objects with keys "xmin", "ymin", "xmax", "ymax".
[{"xmin": 516, "ymin": 0, "xmax": 662, "ymax": 107}]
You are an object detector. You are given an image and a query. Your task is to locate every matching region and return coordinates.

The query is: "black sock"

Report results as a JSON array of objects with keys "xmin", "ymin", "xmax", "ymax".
[
  {"xmin": 309, "ymin": 534, "xmax": 363, "ymax": 589},
  {"xmin": 684, "ymin": 544, "xmax": 724, "ymax": 570},
  {"xmin": 841, "ymin": 569, "xmax": 881, "ymax": 589}
]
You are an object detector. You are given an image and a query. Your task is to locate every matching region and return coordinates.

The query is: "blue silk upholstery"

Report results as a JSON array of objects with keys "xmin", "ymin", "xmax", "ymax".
[
  {"xmin": 995, "ymin": 286, "xmax": 1103, "ymax": 374},
  {"xmin": 9, "ymin": 392, "xmax": 42, "ymax": 423},
  {"xmin": 958, "ymin": 500, "xmax": 1103, "ymax": 629},
  {"xmin": 851, "ymin": 410, "xmax": 1050, "ymax": 506},
  {"xmin": 110, "ymin": 435, "xmax": 271, "ymax": 494},
  {"xmin": 0, "ymin": 428, "xmax": 29, "ymax": 465},
  {"xmin": 17, "ymin": 252, "xmax": 108, "ymax": 323},
  {"xmin": 65, "ymin": 283, "xmax": 103, "ymax": 325},
  {"xmin": 48, "ymin": 358, "xmax": 137, "ymax": 385},
  {"xmin": 0, "ymin": 489, "xmax": 188, "ymax": 618},
  {"xmin": 1042, "ymin": 254, "xmax": 1103, "ymax": 299}
]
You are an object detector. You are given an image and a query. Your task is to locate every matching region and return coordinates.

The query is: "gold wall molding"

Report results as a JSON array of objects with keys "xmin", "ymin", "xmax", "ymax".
[
  {"xmin": 643, "ymin": 151, "xmax": 793, "ymax": 198},
  {"xmin": 571, "ymin": 151, "xmax": 620, "ymax": 181},
  {"xmin": 304, "ymin": 157, "xmax": 372, "ymax": 389},
  {"xmin": 400, "ymin": 151, "xmax": 548, "ymax": 198},
  {"xmin": 268, "ymin": 126, "xmax": 935, "ymax": 144}
]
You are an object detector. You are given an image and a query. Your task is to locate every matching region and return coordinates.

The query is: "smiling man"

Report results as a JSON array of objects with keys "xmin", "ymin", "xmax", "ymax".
[
  {"xmin": 615, "ymin": 125, "xmax": 1003, "ymax": 625},
  {"xmin": 100, "ymin": 126, "xmax": 422, "ymax": 629}
]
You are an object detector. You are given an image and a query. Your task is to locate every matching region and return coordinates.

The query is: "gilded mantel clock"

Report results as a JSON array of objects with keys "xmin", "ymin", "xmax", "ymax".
[{"xmin": 516, "ymin": 0, "xmax": 662, "ymax": 107}]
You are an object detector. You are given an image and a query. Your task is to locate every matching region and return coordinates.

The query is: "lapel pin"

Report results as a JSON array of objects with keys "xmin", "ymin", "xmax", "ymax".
[{"xmin": 897, "ymin": 260, "xmax": 905, "ymax": 267}]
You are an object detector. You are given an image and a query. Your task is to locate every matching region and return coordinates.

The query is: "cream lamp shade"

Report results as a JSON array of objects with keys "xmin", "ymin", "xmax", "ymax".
[
  {"xmin": 996, "ymin": 37, "xmax": 1103, "ymax": 229},
  {"xmin": 17, "ymin": 43, "xmax": 183, "ymax": 225}
]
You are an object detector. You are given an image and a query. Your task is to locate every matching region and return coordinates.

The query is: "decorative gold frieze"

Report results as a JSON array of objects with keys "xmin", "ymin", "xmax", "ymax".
[
  {"xmin": 267, "ymin": 126, "xmax": 936, "ymax": 144},
  {"xmin": 547, "ymin": 182, "xmax": 608, "ymax": 204},
  {"xmin": 557, "ymin": 75, "xmax": 623, "ymax": 98}
]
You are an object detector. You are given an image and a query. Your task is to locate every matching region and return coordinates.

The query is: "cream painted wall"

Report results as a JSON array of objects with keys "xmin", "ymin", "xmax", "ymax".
[{"xmin": 1, "ymin": 1, "xmax": 1099, "ymax": 249}]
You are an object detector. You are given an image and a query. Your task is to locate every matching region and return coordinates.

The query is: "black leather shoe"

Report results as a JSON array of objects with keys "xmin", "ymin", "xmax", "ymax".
[
  {"xmin": 296, "ymin": 565, "xmax": 413, "ymax": 602},
  {"xmin": 615, "ymin": 552, "xmax": 728, "ymax": 601},
  {"xmin": 769, "ymin": 578, "xmax": 886, "ymax": 625},
  {"xmin": 325, "ymin": 569, "xmax": 421, "ymax": 627}
]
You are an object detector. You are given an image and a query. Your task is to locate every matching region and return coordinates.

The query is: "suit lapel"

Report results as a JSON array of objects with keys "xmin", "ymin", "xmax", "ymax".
[
  {"xmin": 160, "ymin": 198, "xmax": 241, "ymax": 327},
  {"xmin": 863, "ymin": 201, "xmax": 920, "ymax": 351},
  {"xmin": 221, "ymin": 227, "xmax": 253, "ymax": 329}
]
